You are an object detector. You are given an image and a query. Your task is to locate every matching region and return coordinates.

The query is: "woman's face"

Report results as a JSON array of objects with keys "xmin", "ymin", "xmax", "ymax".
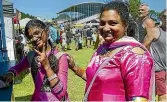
[
  {"xmin": 99, "ymin": 10, "xmax": 126, "ymax": 43},
  {"xmin": 28, "ymin": 28, "xmax": 48, "ymax": 49}
]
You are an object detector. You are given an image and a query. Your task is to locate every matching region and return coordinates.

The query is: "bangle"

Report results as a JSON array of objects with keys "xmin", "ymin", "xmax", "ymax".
[
  {"xmin": 75, "ymin": 68, "xmax": 85, "ymax": 77},
  {"xmin": 131, "ymin": 97, "xmax": 147, "ymax": 102},
  {"xmin": 48, "ymin": 74, "xmax": 58, "ymax": 81},
  {"xmin": 8, "ymin": 71, "xmax": 15, "ymax": 77}
]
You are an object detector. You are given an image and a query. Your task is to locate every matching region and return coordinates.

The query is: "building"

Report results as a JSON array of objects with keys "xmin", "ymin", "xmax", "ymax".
[
  {"xmin": 0, "ymin": 0, "xmax": 15, "ymax": 62},
  {"xmin": 56, "ymin": 2, "xmax": 105, "ymax": 25}
]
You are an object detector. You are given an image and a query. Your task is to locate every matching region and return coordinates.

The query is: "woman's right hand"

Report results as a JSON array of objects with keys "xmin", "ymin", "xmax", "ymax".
[
  {"xmin": 2, "ymin": 72, "xmax": 14, "ymax": 83},
  {"xmin": 66, "ymin": 54, "xmax": 77, "ymax": 71}
]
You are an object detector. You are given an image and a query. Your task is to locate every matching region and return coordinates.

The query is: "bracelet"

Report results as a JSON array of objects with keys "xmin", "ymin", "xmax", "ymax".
[
  {"xmin": 131, "ymin": 97, "xmax": 147, "ymax": 102},
  {"xmin": 8, "ymin": 71, "xmax": 15, "ymax": 77},
  {"xmin": 75, "ymin": 67, "xmax": 85, "ymax": 77},
  {"xmin": 48, "ymin": 74, "xmax": 58, "ymax": 81}
]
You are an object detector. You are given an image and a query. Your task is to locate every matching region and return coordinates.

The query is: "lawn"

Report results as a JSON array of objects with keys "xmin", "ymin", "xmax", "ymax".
[{"xmin": 13, "ymin": 43, "xmax": 95, "ymax": 101}]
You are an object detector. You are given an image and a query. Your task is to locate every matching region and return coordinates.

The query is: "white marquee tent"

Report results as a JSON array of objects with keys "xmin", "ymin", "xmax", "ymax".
[{"xmin": 14, "ymin": 18, "xmax": 31, "ymax": 28}]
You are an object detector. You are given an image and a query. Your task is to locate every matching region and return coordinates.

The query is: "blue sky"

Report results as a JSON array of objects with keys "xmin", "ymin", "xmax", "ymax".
[{"xmin": 10, "ymin": 0, "xmax": 166, "ymax": 20}]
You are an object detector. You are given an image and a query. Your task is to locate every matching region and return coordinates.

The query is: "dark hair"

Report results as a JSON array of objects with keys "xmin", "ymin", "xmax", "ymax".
[
  {"xmin": 100, "ymin": 1, "xmax": 139, "ymax": 38},
  {"xmin": 24, "ymin": 19, "xmax": 46, "ymax": 39},
  {"xmin": 160, "ymin": 9, "xmax": 166, "ymax": 18},
  {"xmin": 48, "ymin": 53, "xmax": 59, "ymax": 73},
  {"xmin": 127, "ymin": 18, "xmax": 139, "ymax": 38},
  {"xmin": 100, "ymin": 1, "xmax": 129, "ymax": 26}
]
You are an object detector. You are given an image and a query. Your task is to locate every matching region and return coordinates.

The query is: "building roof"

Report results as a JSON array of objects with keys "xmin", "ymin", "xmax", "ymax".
[
  {"xmin": 56, "ymin": 2, "xmax": 105, "ymax": 22},
  {"xmin": 2, "ymin": 0, "xmax": 14, "ymax": 17},
  {"xmin": 57, "ymin": 2, "xmax": 105, "ymax": 14}
]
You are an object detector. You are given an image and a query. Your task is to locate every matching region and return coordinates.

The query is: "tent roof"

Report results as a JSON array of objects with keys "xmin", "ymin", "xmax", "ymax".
[{"xmin": 57, "ymin": 2, "xmax": 105, "ymax": 14}]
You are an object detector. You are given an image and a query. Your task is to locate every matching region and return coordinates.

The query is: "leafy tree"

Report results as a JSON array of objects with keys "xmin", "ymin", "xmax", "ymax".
[
  {"xmin": 102, "ymin": 0, "xmax": 140, "ymax": 20},
  {"xmin": 21, "ymin": 12, "xmax": 36, "ymax": 19},
  {"xmin": 52, "ymin": 18, "xmax": 55, "ymax": 20},
  {"xmin": 129, "ymin": 0, "xmax": 140, "ymax": 19}
]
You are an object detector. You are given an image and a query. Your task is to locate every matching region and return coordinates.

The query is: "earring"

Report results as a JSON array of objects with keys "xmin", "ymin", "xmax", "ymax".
[{"xmin": 125, "ymin": 25, "xmax": 129, "ymax": 36}]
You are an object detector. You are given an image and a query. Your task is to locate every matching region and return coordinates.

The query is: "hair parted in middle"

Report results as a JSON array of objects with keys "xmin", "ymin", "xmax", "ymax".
[{"xmin": 24, "ymin": 19, "xmax": 47, "ymax": 39}]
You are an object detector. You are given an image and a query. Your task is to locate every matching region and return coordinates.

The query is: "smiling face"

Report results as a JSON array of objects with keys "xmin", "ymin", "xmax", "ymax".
[
  {"xmin": 28, "ymin": 27, "xmax": 48, "ymax": 50},
  {"xmin": 99, "ymin": 10, "xmax": 126, "ymax": 43}
]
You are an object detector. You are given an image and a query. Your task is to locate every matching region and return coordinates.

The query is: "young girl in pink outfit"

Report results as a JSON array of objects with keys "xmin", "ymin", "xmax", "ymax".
[{"xmin": 3, "ymin": 19, "xmax": 69, "ymax": 101}]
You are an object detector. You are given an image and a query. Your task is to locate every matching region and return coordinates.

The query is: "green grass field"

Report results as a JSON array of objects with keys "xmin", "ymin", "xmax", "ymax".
[{"xmin": 13, "ymin": 43, "xmax": 95, "ymax": 101}]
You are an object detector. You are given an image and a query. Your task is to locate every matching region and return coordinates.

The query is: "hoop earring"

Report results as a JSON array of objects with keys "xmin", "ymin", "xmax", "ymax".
[{"xmin": 125, "ymin": 25, "xmax": 129, "ymax": 36}]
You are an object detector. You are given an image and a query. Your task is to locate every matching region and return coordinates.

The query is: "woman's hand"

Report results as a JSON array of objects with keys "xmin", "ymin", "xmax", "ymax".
[
  {"xmin": 67, "ymin": 54, "xmax": 87, "ymax": 81},
  {"xmin": 33, "ymin": 43, "xmax": 51, "ymax": 70},
  {"xmin": 66, "ymin": 54, "xmax": 77, "ymax": 71}
]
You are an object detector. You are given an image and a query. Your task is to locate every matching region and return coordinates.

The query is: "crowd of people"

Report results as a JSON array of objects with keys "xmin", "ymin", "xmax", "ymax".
[{"xmin": 1, "ymin": 1, "xmax": 166, "ymax": 101}]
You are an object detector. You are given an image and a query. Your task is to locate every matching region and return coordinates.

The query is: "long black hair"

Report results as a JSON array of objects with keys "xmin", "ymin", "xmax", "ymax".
[{"xmin": 25, "ymin": 19, "xmax": 46, "ymax": 39}]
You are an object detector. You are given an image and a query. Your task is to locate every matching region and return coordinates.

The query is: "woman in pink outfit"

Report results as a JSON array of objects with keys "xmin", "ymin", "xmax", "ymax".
[
  {"xmin": 2, "ymin": 19, "xmax": 69, "ymax": 101},
  {"xmin": 68, "ymin": 1, "xmax": 154, "ymax": 101}
]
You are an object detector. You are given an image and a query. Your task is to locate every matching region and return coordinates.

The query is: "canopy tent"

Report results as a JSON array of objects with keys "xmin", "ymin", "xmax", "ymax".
[
  {"xmin": 14, "ymin": 18, "xmax": 31, "ymax": 29},
  {"xmin": 19, "ymin": 18, "xmax": 31, "ymax": 27}
]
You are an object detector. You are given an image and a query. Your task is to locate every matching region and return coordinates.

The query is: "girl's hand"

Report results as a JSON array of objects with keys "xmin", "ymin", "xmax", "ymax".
[
  {"xmin": 2, "ymin": 72, "xmax": 14, "ymax": 83},
  {"xmin": 33, "ymin": 43, "xmax": 51, "ymax": 70}
]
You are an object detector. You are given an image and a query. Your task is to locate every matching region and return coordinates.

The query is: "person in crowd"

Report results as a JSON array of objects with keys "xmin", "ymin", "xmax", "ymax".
[
  {"xmin": 83, "ymin": 26, "xmax": 88, "ymax": 47},
  {"xmin": 92, "ymin": 31, "xmax": 97, "ymax": 46},
  {"xmin": 14, "ymin": 35, "xmax": 25, "ymax": 84},
  {"xmin": 74, "ymin": 30, "xmax": 82, "ymax": 51},
  {"xmin": 143, "ymin": 9, "xmax": 167, "ymax": 101},
  {"xmin": 94, "ymin": 32, "xmax": 104, "ymax": 49},
  {"xmin": 19, "ymin": 29, "xmax": 26, "ymax": 46},
  {"xmin": 137, "ymin": 3, "xmax": 156, "ymax": 43},
  {"xmin": 2, "ymin": 19, "xmax": 69, "ymax": 101},
  {"xmin": 86, "ymin": 27, "xmax": 93, "ymax": 48},
  {"xmin": 61, "ymin": 29, "xmax": 67, "ymax": 51},
  {"xmin": 47, "ymin": 23, "xmax": 59, "ymax": 49},
  {"xmin": 67, "ymin": 1, "xmax": 154, "ymax": 101},
  {"xmin": 72, "ymin": 26, "xmax": 76, "ymax": 38},
  {"xmin": 60, "ymin": 23, "xmax": 65, "ymax": 31},
  {"xmin": 66, "ymin": 28, "xmax": 72, "ymax": 50}
]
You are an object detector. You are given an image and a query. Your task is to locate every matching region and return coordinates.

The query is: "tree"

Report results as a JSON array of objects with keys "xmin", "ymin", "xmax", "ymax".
[
  {"xmin": 21, "ymin": 12, "xmax": 36, "ymax": 19},
  {"xmin": 129, "ymin": 0, "xmax": 140, "ymax": 19}
]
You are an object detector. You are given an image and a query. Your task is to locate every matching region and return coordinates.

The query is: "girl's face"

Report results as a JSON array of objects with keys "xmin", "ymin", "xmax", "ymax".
[
  {"xmin": 99, "ymin": 10, "xmax": 126, "ymax": 43},
  {"xmin": 27, "ymin": 28, "xmax": 48, "ymax": 50}
]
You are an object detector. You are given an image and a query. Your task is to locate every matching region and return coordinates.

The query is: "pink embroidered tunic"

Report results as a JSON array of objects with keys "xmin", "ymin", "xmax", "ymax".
[{"xmin": 86, "ymin": 36, "xmax": 154, "ymax": 101}]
